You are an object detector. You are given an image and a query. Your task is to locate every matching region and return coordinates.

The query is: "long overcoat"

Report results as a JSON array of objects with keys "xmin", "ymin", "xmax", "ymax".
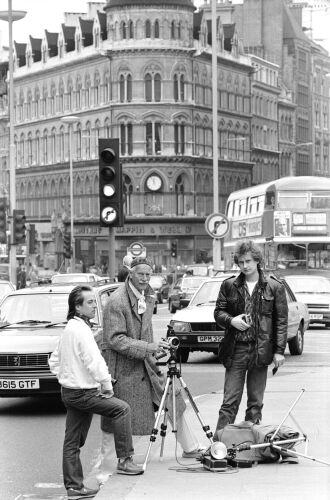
[{"xmin": 101, "ymin": 280, "xmax": 185, "ymax": 435}]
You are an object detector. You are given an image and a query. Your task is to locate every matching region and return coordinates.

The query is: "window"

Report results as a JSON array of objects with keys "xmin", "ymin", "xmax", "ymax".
[
  {"xmin": 145, "ymin": 20, "xmax": 151, "ymax": 38},
  {"xmin": 121, "ymin": 21, "xmax": 127, "ymax": 39},
  {"xmin": 154, "ymin": 20, "xmax": 159, "ymax": 38},
  {"xmin": 171, "ymin": 21, "xmax": 175, "ymax": 39},
  {"xmin": 174, "ymin": 123, "xmax": 185, "ymax": 154},
  {"xmin": 85, "ymin": 122, "xmax": 91, "ymax": 159},
  {"xmin": 146, "ymin": 122, "xmax": 161, "ymax": 155},
  {"xmin": 43, "ymin": 130, "xmax": 48, "ymax": 164},
  {"xmin": 174, "ymin": 74, "xmax": 185, "ymax": 102},
  {"xmin": 145, "ymin": 73, "xmax": 161, "ymax": 102},
  {"xmin": 27, "ymin": 133, "xmax": 32, "ymax": 166},
  {"xmin": 123, "ymin": 175, "xmax": 133, "ymax": 216},
  {"xmin": 50, "ymin": 128, "xmax": 56, "ymax": 163},
  {"xmin": 120, "ymin": 123, "xmax": 133, "ymax": 156},
  {"xmin": 129, "ymin": 20, "xmax": 134, "ymax": 38},
  {"xmin": 119, "ymin": 74, "xmax": 132, "ymax": 102}
]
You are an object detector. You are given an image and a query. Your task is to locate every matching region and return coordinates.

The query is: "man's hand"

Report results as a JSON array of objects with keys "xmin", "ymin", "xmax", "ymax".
[
  {"xmin": 97, "ymin": 385, "xmax": 114, "ymax": 398},
  {"xmin": 147, "ymin": 339, "xmax": 170, "ymax": 355},
  {"xmin": 230, "ymin": 314, "xmax": 250, "ymax": 331},
  {"xmin": 273, "ymin": 353, "xmax": 285, "ymax": 368}
]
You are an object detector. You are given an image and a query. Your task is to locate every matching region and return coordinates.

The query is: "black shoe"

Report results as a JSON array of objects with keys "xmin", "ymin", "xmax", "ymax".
[{"xmin": 67, "ymin": 486, "xmax": 99, "ymax": 499}]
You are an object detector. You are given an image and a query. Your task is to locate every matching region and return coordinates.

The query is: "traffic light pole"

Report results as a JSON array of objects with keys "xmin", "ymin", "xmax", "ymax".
[{"xmin": 108, "ymin": 227, "xmax": 116, "ymax": 281}]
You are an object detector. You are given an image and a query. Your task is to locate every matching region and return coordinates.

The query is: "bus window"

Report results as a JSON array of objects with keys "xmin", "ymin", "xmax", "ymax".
[
  {"xmin": 249, "ymin": 197, "xmax": 258, "ymax": 214},
  {"xmin": 311, "ymin": 193, "xmax": 330, "ymax": 209},
  {"xmin": 308, "ymin": 243, "xmax": 330, "ymax": 269},
  {"xmin": 257, "ymin": 195, "xmax": 265, "ymax": 213},
  {"xmin": 265, "ymin": 191, "xmax": 275, "ymax": 208},
  {"xmin": 278, "ymin": 193, "xmax": 308, "ymax": 210},
  {"xmin": 277, "ymin": 244, "xmax": 306, "ymax": 269},
  {"xmin": 227, "ymin": 201, "xmax": 234, "ymax": 217},
  {"xmin": 239, "ymin": 199, "xmax": 247, "ymax": 216},
  {"xmin": 233, "ymin": 199, "xmax": 240, "ymax": 216}
]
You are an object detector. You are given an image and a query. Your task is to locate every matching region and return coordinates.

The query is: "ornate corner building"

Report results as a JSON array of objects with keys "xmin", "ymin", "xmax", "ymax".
[{"xmin": 0, "ymin": 0, "xmax": 255, "ymax": 270}]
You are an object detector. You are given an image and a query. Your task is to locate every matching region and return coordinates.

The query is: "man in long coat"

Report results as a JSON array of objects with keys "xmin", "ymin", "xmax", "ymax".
[{"xmin": 101, "ymin": 257, "xmax": 203, "ymax": 456}]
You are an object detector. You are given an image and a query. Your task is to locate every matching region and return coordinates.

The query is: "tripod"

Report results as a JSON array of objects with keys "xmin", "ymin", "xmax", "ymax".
[{"xmin": 142, "ymin": 347, "xmax": 214, "ymax": 471}]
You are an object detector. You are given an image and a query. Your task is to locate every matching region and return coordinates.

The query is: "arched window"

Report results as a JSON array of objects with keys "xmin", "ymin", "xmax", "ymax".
[
  {"xmin": 178, "ymin": 22, "xmax": 181, "ymax": 39},
  {"xmin": 119, "ymin": 75, "xmax": 125, "ymax": 102},
  {"xmin": 173, "ymin": 73, "xmax": 185, "ymax": 101},
  {"xmin": 120, "ymin": 123, "xmax": 133, "ymax": 156},
  {"xmin": 76, "ymin": 123, "xmax": 82, "ymax": 159},
  {"xmin": 129, "ymin": 20, "xmax": 134, "ymax": 38},
  {"xmin": 104, "ymin": 117, "xmax": 110, "ymax": 138},
  {"xmin": 58, "ymin": 80, "xmax": 64, "ymax": 113},
  {"xmin": 121, "ymin": 21, "xmax": 127, "ymax": 39},
  {"xmin": 175, "ymin": 174, "xmax": 187, "ymax": 216},
  {"xmin": 50, "ymin": 83, "xmax": 56, "ymax": 115},
  {"xmin": 50, "ymin": 127, "xmax": 56, "ymax": 163},
  {"xmin": 171, "ymin": 21, "xmax": 176, "ymax": 39},
  {"xmin": 85, "ymin": 74, "xmax": 91, "ymax": 107},
  {"xmin": 35, "ymin": 130, "xmax": 40, "ymax": 165},
  {"xmin": 154, "ymin": 74, "xmax": 161, "ymax": 102},
  {"xmin": 85, "ymin": 121, "xmax": 91, "ymax": 159},
  {"xmin": 67, "ymin": 78, "xmax": 73, "ymax": 110},
  {"xmin": 146, "ymin": 121, "xmax": 161, "ymax": 155},
  {"xmin": 154, "ymin": 20, "xmax": 159, "ymax": 38},
  {"xmin": 174, "ymin": 123, "xmax": 185, "ymax": 155},
  {"xmin": 34, "ymin": 87, "xmax": 40, "ymax": 117},
  {"xmin": 145, "ymin": 73, "xmax": 152, "ymax": 102},
  {"xmin": 43, "ymin": 129, "xmax": 48, "ymax": 164},
  {"xmin": 145, "ymin": 20, "xmax": 151, "ymax": 38},
  {"xmin": 26, "ymin": 90, "xmax": 32, "ymax": 119},
  {"xmin": 119, "ymin": 74, "xmax": 132, "ymax": 103},
  {"xmin": 123, "ymin": 174, "xmax": 133, "ymax": 216},
  {"xmin": 59, "ymin": 126, "xmax": 65, "ymax": 162},
  {"xmin": 27, "ymin": 132, "xmax": 33, "ymax": 165},
  {"xmin": 94, "ymin": 72, "xmax": 100, "ymax": 105},
  {"xmin": 76, "ymin": 76, "xmax": 82, "ymax": 109}
]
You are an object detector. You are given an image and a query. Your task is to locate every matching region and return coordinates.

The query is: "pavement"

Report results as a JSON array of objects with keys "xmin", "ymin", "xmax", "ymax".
[{"xmin": 85, "ymin": 365, "xmax": 330, "ymax": 500}]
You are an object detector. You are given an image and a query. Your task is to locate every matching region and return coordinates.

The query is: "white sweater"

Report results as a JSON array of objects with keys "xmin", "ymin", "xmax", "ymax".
[{"xmin": 48, "ymin": 316, "xmax": 112, "ymax": 390}]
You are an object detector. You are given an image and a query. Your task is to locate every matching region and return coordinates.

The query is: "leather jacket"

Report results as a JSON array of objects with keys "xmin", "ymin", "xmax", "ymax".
[{"xmin": 214, "ymin": 271, "xmax": 288, "ymax": 368}]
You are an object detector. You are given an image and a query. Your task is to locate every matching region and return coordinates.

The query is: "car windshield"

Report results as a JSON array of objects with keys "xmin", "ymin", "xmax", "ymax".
[
  {"xmin": 52, "ymin": 274, "xmax": 90, "ymax": 283},
  {"xmin": 0, "ymin": 293, "xmax": 100, "ymax": 326},
  {"xmin": 182, "ymin": 278, "xmax": 205, "ymax": 289},
  {"xmin": 186, "ymin": 266, "xmax": 209, "ymax": 276},
  {"xmin": 189, "ymin": 280, "xmax": 223, "ymax": 306},
  {"xmin": 0, "ymin": 283, "xmax": 13, "ymax": 298},
  {"xmin": 149, "ymin": 276, "xmax": 164, "ymax": 289},
  {"xmin": 285, "ymin": 277, "xmax": 330, "ymax": 294}
]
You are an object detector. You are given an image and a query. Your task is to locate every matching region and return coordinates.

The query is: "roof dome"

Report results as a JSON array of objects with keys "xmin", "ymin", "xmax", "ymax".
[{"xmin": 104, "ymin": 0, "xmax": 195, "ymax": 11}]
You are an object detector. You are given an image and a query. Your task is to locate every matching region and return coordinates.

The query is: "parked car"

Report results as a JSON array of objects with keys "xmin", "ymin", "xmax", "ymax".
[
  {"xmin": 168, "ymin": 276, "xmax": 207, "ymax": 313},
  {"xmin": 0, "ymin": 281, "xmax": 119, "ymax": 397},
  {"xmin": 149, "ymin": 274, "xmax": 170, "ymax": 304},
  {"xmin": 0, "ymin": 281, "xmax": 15, "ymax": 301},
  {"xmin": 167, "ymin": 276, "xmax": 309, "ymax": 363},
  {"xmin": 51, "ymin": 273, "xmax": 103, "ymax": 284},
  {"xmin": 284, "ymin": 275, "xmax": 330, "ymax": 327}
]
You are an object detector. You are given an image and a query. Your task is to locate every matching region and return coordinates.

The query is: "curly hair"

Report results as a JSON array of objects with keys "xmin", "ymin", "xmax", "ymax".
[
  {"xmin": 233, "ymin": 240, "xmax": 264, "ymax": 268},
  {"xmin": 67, "ymin": 285, "xmax": 93, "ymax": 321}
]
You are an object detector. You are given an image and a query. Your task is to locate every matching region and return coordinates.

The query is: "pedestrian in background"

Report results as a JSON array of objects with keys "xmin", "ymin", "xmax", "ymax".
[
  {"xmin": 117, "ymin": 254, "xmax": 133, "ymax": 282},
  {"xmin": 16, "ymin": 264, "xmax": 26, "ymax": 289},
  {"xmin": 101, "ymin": 257, "xmax": 204, "ymax": 460},
  {"xmin": 214, "ymin": 240, "xmax": 288, "ymax": 434},
  {"xmin": 49, "ymin": 285, "xmax": 143, "ymax": 499}
]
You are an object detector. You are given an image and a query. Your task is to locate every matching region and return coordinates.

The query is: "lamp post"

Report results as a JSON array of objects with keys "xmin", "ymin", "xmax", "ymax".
[
  {"xmin": 60, "ymin": 115, "xmax": 79, "ymax": 273},
  {"xmin": 0, "ymin": 1, "xmax": 26, "ymax": 286}
]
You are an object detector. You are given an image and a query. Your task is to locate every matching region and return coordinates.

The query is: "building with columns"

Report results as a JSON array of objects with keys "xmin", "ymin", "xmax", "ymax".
[{"xmin": 0, "ymin": 0, "xmax": 255, "ymax": 270}]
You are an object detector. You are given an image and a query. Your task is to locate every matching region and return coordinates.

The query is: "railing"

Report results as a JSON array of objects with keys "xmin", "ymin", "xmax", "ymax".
[{"xmin": 18, "ymin": 191, "xmax": 216, "ymax": 220}]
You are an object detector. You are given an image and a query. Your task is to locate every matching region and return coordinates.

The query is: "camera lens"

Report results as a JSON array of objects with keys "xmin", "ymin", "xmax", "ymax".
[{"xmin": 168, "ymin": 336, "xmax": 180, "ymax": 347}]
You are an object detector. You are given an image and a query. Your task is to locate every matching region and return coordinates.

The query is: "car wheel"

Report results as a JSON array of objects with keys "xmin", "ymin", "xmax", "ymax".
[
  {"xmin": 169, "ymin": 301, "xmax": 176, "ymax": 314},
  {"xmin": 177, "ymin": 347, "xmax": 189, "ymax": 363},
  {"xmin": 288, "ymin": 323, "xmax": 304, "ymax": 355}
]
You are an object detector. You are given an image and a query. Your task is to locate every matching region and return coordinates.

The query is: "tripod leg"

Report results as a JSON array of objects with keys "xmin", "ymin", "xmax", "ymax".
[
  {"xmin": 159, "ymin": 402, "xmax": 169, "ymax": 461},
  {"xmin": 142, "ymin": 377, "xmax": 172, "ymax": 471},
  {"xmin": 271, "ymin": 444, "xmax": 330, "ymax": 466},
  {"xmin": 178, "ymin": 375, "xmax": 213, "ymax": 445}
]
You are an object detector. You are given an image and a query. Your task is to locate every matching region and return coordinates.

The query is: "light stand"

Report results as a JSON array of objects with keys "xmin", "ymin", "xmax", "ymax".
[{"xmin": 142, "ymin": 341, "xmax": 214, "ymax": 471}]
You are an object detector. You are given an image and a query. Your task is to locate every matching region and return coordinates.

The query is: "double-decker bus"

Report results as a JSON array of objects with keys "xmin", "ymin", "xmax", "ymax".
[{"xmin": 224, "ymin": 176, "xmax": 330, "ymax": 276}]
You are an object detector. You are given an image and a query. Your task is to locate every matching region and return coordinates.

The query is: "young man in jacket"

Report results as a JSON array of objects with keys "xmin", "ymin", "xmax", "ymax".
[
  {"xmin": 49, "ymin": 285, "xmax": 143, "ymax": 500},
  {"xmin": 214, "ymin": 240, "xmax": 288, "ymax": 434}
]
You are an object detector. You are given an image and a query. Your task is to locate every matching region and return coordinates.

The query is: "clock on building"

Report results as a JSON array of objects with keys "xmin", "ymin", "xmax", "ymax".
[{"xmin": 146, "ymin": 174, "xmax": 163, "ymax": 192}]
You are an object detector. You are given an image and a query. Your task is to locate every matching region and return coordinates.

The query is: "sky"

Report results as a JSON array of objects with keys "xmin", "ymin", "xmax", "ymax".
[{"xmin": 0, "ymin": 0, "xmax": 329, "ymax": 51}]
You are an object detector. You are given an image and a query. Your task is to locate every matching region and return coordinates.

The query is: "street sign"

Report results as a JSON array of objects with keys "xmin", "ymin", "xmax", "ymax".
[
  {"xmin": 127, "ymin": 241, "xmax": 147, "ymax": 258},
  {"xmin": 205, "ymin": 213, "xmax": 229, "ymax": 239}
]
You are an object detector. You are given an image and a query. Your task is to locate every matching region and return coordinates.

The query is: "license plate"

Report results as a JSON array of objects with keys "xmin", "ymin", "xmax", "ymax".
[
  {"xmin": 310, "ymin": 314, "xmax": 323, "ymax": 320},
  {"xmin": 198, "ymin": 335, "xmax": 222, "ymax": 343},
  {"xmin": 0, "ymin": 379, "xmax": 40, "ymax": 390}
]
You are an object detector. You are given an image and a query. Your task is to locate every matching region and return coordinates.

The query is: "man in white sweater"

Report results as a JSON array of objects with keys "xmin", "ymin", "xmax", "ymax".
[{"xmin": 49, "ymin": 285, "xmax": 143, "ymax": 500}]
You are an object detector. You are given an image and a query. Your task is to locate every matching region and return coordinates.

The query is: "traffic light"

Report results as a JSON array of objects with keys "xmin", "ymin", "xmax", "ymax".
[
  {"xmin": 98, "ymin": 138, "xmax": 124, "ymax": 227},
  {"xmin": 13, "ymin": 209, "xmax": 26, "ymax": 244},
  {"xmin": 0, "ymin": 198, "xmax": 7, "ymax": 244},
  {"xmin": 28, "ymin": 224, "xmax": 38, "ymax": 255},
  {"xmin": 63, "ymin": 232, "xmax": 71, "ymax": 259},
  {"xmin": 171, "ymin": 241, "xmax": 177, "ymax": 258}
]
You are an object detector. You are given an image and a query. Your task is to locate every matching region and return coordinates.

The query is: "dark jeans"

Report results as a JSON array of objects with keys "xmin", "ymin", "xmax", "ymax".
[
  {"xmin": 215, "ymin": 342, "xmax": 268, "ymax": 433},
  {"xmin": 61, "ymin": 387, "xmax": 134, "ymax": 490}
]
